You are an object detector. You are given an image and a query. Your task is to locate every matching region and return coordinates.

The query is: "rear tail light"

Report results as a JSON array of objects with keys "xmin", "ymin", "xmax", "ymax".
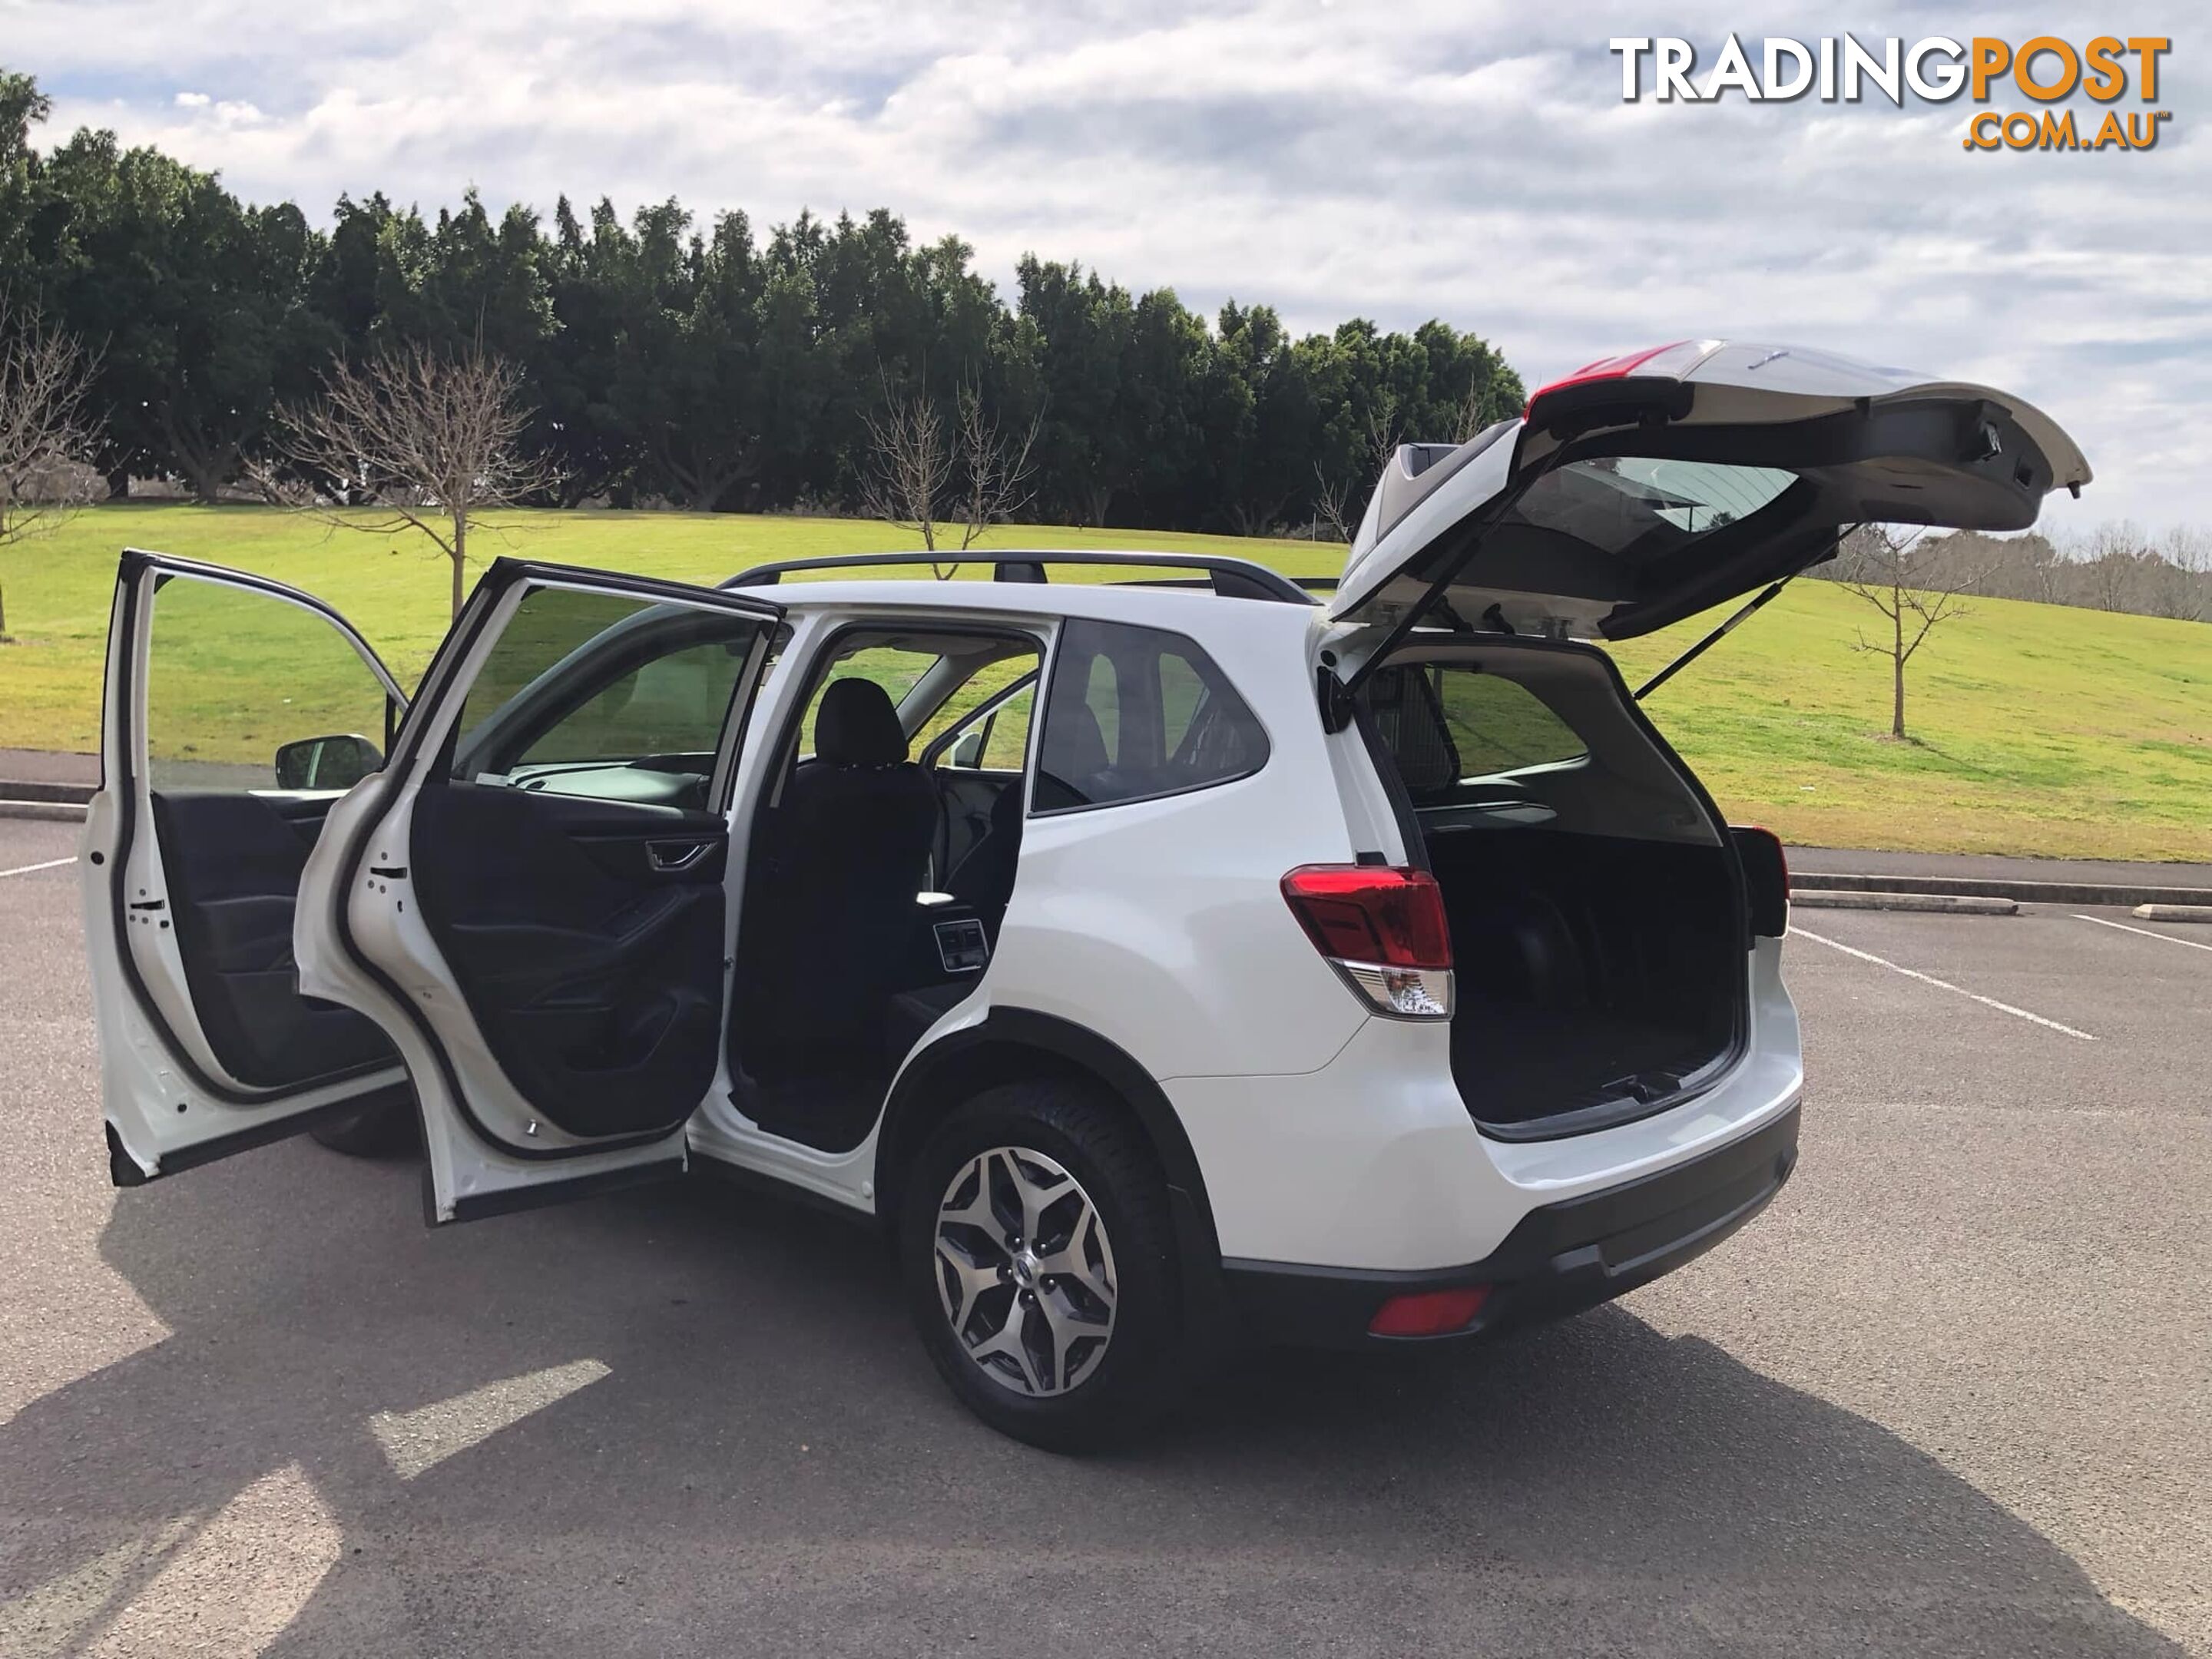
[
  {"xmin": 1281, "ymin": 865, "xmax": 1454, "ymax": 1018},
  {"xmin": 1369, "ymin": 1285, "xmax": 1491, "ymax": 1337},
  {"xmin": 1730, "ymin": 824, "xmax": 1790, "ymax": 938}
]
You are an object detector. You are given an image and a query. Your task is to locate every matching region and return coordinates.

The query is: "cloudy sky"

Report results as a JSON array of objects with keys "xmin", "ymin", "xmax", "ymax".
[{"xmin": 11, "ymin": 1, "xmax": 2208, "ymax": 530}]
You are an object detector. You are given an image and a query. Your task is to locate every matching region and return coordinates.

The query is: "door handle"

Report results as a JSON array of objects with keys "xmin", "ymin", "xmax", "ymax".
[{"xmin": 646, "ymin": 840, "xmax": 714, "ymax": 873}]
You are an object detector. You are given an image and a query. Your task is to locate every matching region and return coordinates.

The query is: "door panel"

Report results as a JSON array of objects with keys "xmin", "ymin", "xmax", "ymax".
[
  {"xmin": 292, "ymin": 561, "xmax": 783, "ymax": 1223},
  {"xmin": 84, "ymin": 551, "xmax": 412, "ymax": 1186},
  {"xmin": 150, "ymin": 790, "xmax": 397, "ymax": 1088},
  {"xmin": 410, "ymin": 783, "xmax": 727, "ymax": 1138}
]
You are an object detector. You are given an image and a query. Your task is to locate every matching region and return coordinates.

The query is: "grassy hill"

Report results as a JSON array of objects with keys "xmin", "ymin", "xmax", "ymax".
[{"xmin": 2, "ymin": 504, "xmax": 2207, "ymax": 862}]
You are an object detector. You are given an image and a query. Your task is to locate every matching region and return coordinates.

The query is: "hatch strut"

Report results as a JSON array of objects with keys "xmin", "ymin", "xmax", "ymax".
[
  {"xmin": 1631, "ymin": 520, "xmax": 1859, "ymax": 700},
  {"xmin": 1321, "ymin": 442, "xmax": 1581, "ymax": 731},
  {"xmin": 1632, "ymin": 578, "xmax": 1790, "ymax": 700}
]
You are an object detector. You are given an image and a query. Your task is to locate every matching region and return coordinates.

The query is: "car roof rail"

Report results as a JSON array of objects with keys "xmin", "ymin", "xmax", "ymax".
[{"xmin": 719, "ymin": 550, "xmax": 1317, "ymax": 606}]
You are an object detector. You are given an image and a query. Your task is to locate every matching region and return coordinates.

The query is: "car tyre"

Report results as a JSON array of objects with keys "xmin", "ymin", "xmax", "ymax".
[
  {"xmin": 309, "ymin": 1095, "xmax": 422, "ymax": 1158},
  {"xmin": 901, "ymin": 1078, "xmax": 1184, "ymax": 1451}
]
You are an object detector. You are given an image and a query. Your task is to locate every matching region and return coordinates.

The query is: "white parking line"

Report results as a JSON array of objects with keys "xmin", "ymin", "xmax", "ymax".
[
  {"xmin": 2073, "ymin": 912, "xmax": 2212, "ymax": 956},
  {"xmin": 0, "ymin": 855, "xmax": 76, "ymax": 879},
  {"xmin": 1787, "ymin": 923, "xmax": 2098, "ymax": 1041}
]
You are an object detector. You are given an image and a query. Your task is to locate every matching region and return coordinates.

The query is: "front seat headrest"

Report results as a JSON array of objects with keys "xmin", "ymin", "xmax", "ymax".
[{"xmin": 815, "ymin": 677, "xmax": 909, "ymax": 766}]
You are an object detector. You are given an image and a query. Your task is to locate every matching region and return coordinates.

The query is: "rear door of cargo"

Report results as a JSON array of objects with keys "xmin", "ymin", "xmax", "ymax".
[{"xmin": 1329, "ymin": 339, "xmax": 2093, "ymax": 650}]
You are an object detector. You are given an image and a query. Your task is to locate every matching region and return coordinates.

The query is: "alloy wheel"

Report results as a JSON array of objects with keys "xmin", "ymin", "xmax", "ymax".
[{"xmin": 933, "ymin": 1145, "xmax": 1118, "ymax": 1396}]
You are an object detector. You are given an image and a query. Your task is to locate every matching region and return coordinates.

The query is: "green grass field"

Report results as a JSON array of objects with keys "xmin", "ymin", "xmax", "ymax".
[{"xmin": 2, "ymin": 503, "xmax": 2207, "ymax": 862}]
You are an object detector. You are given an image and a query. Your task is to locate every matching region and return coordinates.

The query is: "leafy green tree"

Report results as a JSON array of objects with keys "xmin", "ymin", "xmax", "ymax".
[{"xmin": 0, "ymin": 64, "xmax": 1523, "ymax": 538}]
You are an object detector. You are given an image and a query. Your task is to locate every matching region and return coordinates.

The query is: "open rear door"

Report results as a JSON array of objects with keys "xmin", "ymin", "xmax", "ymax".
[
  {"xmin": 293, "ymin": 559, "xmax": 782, "ymax": 1223},
  {"xmin": 1330, "ymin": 339, "xmax": 2092, "ymax": 651},
  {"xmin": 85, "ymin": 551, "xmax": 412, "ymax": 1186}
]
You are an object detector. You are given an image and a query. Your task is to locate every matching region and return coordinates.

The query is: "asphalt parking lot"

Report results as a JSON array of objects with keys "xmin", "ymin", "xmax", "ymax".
[{"xmin": 2, "ymin": 813, "xmax": 2206, "ymax": 1657}]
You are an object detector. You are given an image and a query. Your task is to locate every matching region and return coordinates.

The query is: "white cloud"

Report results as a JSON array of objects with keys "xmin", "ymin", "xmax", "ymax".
[{"xmin": 15, "ymin": 0, "xmax": 2211, "ymax": 526}]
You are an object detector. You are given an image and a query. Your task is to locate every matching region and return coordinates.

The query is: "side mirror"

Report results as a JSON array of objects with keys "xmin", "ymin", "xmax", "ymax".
[
  {"xmin": 274, "ymin": 733, "xmax": 382, "ymax": 790},
  {"xmin": 948, "ymin": 730, "xmax": 986, "ymax": 769}
]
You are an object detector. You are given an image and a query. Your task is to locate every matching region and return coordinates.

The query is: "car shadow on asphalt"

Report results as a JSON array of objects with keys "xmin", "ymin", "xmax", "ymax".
[{"xmin": 0, "ymin": 1137, "xmax": 2184, "ymax": 1658}]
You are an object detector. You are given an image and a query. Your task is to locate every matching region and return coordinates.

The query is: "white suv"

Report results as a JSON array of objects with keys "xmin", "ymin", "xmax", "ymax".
[{"xmin": 81, "ymin": 342, "xmax": 2088, "ymax": 1446}]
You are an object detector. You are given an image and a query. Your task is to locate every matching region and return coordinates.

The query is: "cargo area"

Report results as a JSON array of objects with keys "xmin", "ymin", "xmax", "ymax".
[{"xmin": 1358, "ymin": 642, "xmax": 1747, "ymax": 1138}]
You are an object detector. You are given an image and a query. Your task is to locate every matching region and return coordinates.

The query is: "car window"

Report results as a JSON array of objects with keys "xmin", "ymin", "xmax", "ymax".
[
  {"xmin": 1361, "ymin": 661, "xmax": 1587, "ymax": 799},
  {"xmin": 912, "ymin": 654, "xmax": 1040, "ymax": 754},
  {"xmin": 517, "ymin": 638, "xmax": 750, "ymax": 765},
  {"xmin": 145, "ymin": 574, "xmax": 394, "ymax": 793},
  {"xmin": 1033, "ymin": 620, "xmax": 1268, "ymax": 812},
  {"xmin": 979, "ymin": 684, "xmax": 1035, "ymax": 770},
  {"xmin": 447, "ymin": 586, "xmax": 765, "ymax": 794},
  {"xmin": 795, "ymin": 636, "xmax": 1041, "ymax": 762},
  {"xmin": 933, "ymin": 679, "xmax": 1037, "ymax": 773}
]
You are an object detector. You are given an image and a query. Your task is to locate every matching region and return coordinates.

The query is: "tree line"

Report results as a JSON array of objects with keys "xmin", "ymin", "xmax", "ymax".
[
  {"xmin": 0, "ymin": 67, "xmax": 1523, "ymax": 536},
  {"xmin": 1818, "ymin": 523, "xmax": 2212, "ymax": 625}
]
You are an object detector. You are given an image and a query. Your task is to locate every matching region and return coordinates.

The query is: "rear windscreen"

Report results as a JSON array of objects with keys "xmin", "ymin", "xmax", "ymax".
[{"xmin": 1512, "ymin": 458, "xmax": 1796, "ymax": 553}]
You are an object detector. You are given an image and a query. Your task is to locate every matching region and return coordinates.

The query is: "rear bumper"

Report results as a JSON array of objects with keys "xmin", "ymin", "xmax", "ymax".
[{"xmin": 1222, "ymin": 1099, "xmax": 1800, "ymax": 1349}]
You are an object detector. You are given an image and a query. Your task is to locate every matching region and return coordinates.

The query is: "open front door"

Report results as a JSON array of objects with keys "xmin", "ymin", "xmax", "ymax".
[
  {"xmin": 85, "ymin": 551, "xmax": 413, "ymax": 1186},
  {"xmin": 293, "ymin": 560, "xmax": 783, "ymax": 1223}
]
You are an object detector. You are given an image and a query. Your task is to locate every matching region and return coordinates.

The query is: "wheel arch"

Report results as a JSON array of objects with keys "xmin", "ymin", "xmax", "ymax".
[{"xmin": 876, "ymin": 1008, "xmax": 1227, "ymax": 1317}]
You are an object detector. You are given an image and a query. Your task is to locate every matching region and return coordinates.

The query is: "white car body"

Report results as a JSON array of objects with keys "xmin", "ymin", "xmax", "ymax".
[{"xmin": 78, "ymin": 341, "xmax": 2088, "ymax": 1439}]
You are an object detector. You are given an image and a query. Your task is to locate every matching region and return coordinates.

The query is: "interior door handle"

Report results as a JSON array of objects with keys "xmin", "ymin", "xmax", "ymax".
[{"xmin": 647, "ymin": 840, "xmax": 713, "ymax": 873}]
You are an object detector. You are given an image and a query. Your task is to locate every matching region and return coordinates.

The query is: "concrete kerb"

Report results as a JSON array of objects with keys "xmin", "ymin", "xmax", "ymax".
[
  {"xmin": 1791, "ymin": 891, "xmax": 2019, "ymax": 916},
  {"xmin": 1791, "ymin": 870, "xmax": 2212, "ymax": 910}
]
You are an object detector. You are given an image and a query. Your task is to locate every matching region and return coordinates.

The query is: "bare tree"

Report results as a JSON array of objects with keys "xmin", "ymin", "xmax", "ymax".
[
  {"xmin": 0, "ymin": 298, "xmax": 101, "ymax": 641},
  {"xmin": 1362, "ymin": 394, "xmax": 1401, "ymax": 477},
  {"xmin": 857, "ymin": 383, "xmax": 955, "ymax": 570},
  {"xmin": 2081, "ymin": 520, "xmax": 2144, "ymax": 613},
  {"xmin": 1840, "ymin": 525, "xmax": 1990, "ymax": 740},
  {"xmin": 1452, "ymin": 377, "xmax": 1497, "ymax": 445},
  {"xmin": 1304, "ymin": 396, "xmax": 1402, "ymax": 547},
  {"xmin": 2152, "ymin": 525, "xmax": 2211, "ymax": 622},
  {"xmin": 1311, "ymin": 461, "xmax": 1357, "ymax": 545},
  {"xmin": 0, "ymin": 298, "xmax": 99, "ymax": 544},
  {"xmin": 952, "ymin": 382, "xmax": 1039, "ymax": 552},
  {"xmin": 256, "ymin": 345, "xmax": 556, "ymax": 618}
]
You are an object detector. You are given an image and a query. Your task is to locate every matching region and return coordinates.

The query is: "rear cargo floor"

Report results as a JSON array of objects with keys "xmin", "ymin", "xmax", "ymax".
[{"xmin": 1449, "ymin": 1001, "xmax": 1724, "ymax": 1125}]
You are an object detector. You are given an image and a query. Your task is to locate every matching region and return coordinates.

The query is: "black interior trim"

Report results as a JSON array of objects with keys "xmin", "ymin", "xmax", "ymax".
[
  {"xmin": 151, "ymin": 790, "xmax": 402, "ymax": 1088},
  {"xmin": 411, "ymin": 784, "xmax": 730, "ymax": 1140}
]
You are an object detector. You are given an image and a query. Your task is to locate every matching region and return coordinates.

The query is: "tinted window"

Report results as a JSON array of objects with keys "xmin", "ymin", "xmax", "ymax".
[
  {"xmin": 1034, "ymin": 620, "xmax": 1268, "ymax": 812},
  {"xmin": 518, "ymin": 637, "xmax": 750, "ymax": 764},
  {"xmin": 449, "ymin": 586, "xmax": 767, "ymax": 793},
  {"xmin": 1361, "ymin": 661, "xmax": 1586, "ymax": 800}
]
